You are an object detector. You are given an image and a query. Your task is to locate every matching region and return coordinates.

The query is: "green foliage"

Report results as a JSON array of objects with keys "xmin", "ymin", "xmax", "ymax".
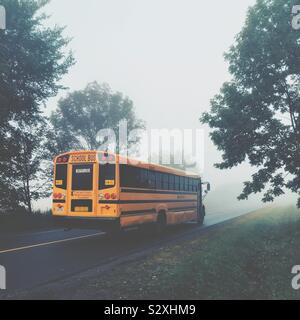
[
  {"xmin": 201, "ymin": 0, "xmax": 300, "ymax": 207},
  {"xmin": 0, "ymin": 0, "xmax": 74, "ymax": 212},
  {"xmin": 9, "ymin": 118, "xmax": 52, "ymax": 213},
  {"xmin": 0, "ymin": 0, "xmax": 73, "ymax": 124},
  {"xmin": 50, "ymin": 81, "xmax": 145, "ymax": 152}
]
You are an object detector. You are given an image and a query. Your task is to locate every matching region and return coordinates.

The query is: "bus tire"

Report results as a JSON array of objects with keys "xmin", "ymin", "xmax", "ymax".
[
  {"xmin": 197, "ymin": 205, "xmax": 205, "ymax": 226},
  {"xmin": 156, "ymin": 211, "xmax": 167, "ymax": 233}
]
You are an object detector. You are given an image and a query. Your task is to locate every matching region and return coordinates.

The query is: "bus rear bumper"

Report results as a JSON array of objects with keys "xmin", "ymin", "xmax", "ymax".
[{"xmin": 52, "ymin": 216, "xmax": 120, "ymax": 231}]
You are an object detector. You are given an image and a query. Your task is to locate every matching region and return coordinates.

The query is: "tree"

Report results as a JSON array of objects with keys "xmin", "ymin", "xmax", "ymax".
[
  {"xmin": 201, "ymin": 0, "xmax": 300, "ymax": 207},
  {"xmin": 8, "ymin": 118, "xmax": 51, "ymax": 214},
  {"xmin": 50, "ymin": 82, "xmax": 145, "ymax": 153},
  {"xmin": 0, "ymin": 0, "xmax": 74, "ymax": 212}
]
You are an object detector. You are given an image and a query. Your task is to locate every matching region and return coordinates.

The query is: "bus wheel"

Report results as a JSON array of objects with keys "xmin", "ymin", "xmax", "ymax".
[
  {"xmin": 156, "ymin": 212, "xmax": 167, "ymax": 233},
  {"xmin": 197, "ymin": 206, "xmax": 205, "ymax": 226}
]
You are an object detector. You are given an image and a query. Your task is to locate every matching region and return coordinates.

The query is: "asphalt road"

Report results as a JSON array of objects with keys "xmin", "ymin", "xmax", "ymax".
[{"xmin": 0, "ymin": 209, "xmax": 254, "ymax": 293}]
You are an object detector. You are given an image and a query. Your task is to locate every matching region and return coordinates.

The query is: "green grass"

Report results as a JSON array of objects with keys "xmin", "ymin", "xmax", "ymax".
[{"xmin": 88, "ymin": 205, "xmax": 300, "ymax": 300}]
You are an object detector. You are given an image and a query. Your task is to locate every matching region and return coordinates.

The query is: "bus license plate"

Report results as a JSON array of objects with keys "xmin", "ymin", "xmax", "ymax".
[{"xmin": 74, "ymin": 207, "xmax": 88, "ymax": 212}]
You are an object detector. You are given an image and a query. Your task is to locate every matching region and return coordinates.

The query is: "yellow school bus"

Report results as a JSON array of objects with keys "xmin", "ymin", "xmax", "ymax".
[{"xmin": 52, "ymin": 150, "xmax": 210, "ymax": 232}]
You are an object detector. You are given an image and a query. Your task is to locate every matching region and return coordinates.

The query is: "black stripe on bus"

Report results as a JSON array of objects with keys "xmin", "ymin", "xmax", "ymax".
[
  {"xmin": 121, "ymin": 209, "xmax": 157, "ymax": 217},
  {"xmin": 169, "ymin": 206, "xmax": 198, "ymax": 212},
  {"xmin": 121, "ymin": 188, "xmax": 197, "ymax": 195},
  {"xmin": 121, "ymin": 206, "xmax": 197, "ymax": 217},
  {"xmin": 53, "ymin": 200, "xmax": 66, "ymax": 204},
  {"xmin": 99, "ymin": 199, "xmax": 197, "ymax": 204}
]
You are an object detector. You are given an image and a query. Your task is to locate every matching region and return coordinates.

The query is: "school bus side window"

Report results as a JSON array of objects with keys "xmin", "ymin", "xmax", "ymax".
[
  {"xmin": 169, "ymin": 175, "xmax": 175, "ymax": 190},
  {"xmin": 148, "ymin": 170, "xmax": 156, "ymax": 189},
  {"xmin": 120, "ymin": 165, "xmax": 141, "ymax": 188},
  {"xmin": 185, "ymin": 177, "xmax": 189, "ymax": 191},
  {"xmin": 179, "ymin": 176, "xmax": 184, "ymax": 191},
  {"xmin": 155, "ymin": 172, "xmax": 162, "ymax": 190},
  {"xmin": 175, "ymin": 176, "xmax": 180, "ymax": 191},
  {"xmin": 193, "ymin": 179, "xmax": 198, "ymax": 192},
  {"xmin": 162, "ymin": 173, "xmax": 169, "ymax": 190},
  {"xmin": 188, "ymin": 178, "xmax": 193, "ymax": 192},
  {"xmin": 140, "ymin": 169, "xmax": 148, "ymax": 189}
]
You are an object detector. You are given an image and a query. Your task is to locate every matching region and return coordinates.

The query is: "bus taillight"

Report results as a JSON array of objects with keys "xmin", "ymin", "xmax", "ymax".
[{"xmin": 53, "ymin": 193, "xmax": 63, "ymax": 199}]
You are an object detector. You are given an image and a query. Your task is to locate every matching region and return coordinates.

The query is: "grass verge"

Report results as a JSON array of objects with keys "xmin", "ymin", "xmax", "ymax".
[{"xmin": 100, "ymin": 206, "xmax": 300, "ymax": 300}]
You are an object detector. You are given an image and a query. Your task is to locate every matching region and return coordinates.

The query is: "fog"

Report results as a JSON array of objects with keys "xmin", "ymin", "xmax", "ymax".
[{"xmin": 36, "ymin": 0, "xmax": 296, "ymax": 213}]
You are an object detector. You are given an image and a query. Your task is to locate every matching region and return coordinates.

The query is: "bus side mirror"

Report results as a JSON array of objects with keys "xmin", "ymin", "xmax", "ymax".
[{"xmin": 207, "ymin": 183, "xmax": 211, "ymax": 192}]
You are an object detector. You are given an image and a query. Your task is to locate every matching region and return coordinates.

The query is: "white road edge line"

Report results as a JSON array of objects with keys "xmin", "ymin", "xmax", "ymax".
[{"xmin": 0, "ymin": 232, "xmax": 105, "ymax": 255}]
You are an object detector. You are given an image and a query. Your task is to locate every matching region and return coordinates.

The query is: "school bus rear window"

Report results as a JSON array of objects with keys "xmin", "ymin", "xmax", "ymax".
[
  {"xmin": 55, "ymin": 164, "xmax": 67, "ymax": 189},
  {"xmin": 99, "ymin": 164, "xmax": 116, "ymax": 189},
  {"xmin": 72, "ymin": 164, "xmax": 93, "ymax": 190}
]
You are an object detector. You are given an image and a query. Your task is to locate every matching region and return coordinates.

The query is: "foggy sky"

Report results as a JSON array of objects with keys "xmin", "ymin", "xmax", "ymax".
[{"xmin": 37, "ymin": 0, "xmax": 281, "ymax": 211}]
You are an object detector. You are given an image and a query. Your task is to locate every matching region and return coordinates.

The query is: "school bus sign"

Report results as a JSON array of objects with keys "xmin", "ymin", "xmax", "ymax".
[{"xmin": 70, "ymin": 153, "xmax": 97, "ymax": 163}]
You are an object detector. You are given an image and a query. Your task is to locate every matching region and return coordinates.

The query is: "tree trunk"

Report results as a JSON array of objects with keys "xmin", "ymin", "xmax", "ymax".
[
  {"xmin": 23, "ymin": 174, "xmax": 32, "ymax": 215},
  {"xmin": 25, "ymin": 177, "xmax": 32, "ymax": 215}
]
